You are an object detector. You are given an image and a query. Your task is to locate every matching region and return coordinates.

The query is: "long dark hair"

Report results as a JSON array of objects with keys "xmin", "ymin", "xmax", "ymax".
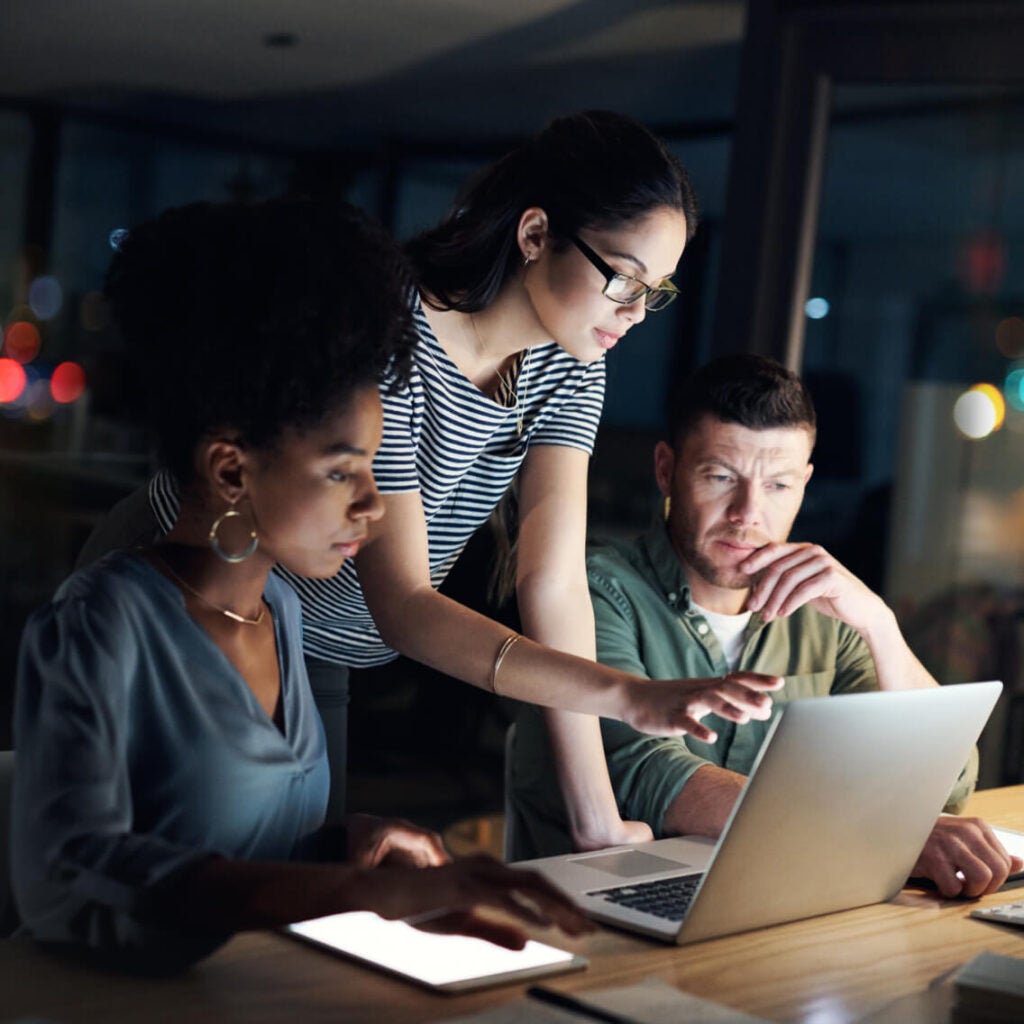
[{"xmin": 406, "ymin": 110, "xmax": 698, "ymax": 313}]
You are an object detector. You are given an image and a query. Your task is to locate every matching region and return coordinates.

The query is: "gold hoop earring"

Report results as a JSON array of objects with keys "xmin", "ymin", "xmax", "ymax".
[
  {"xmin": 209, "ymin": 506, "xmax": 258, "ymax": 563},
  {"xmin": 523, "ymin": 253, "xmax": 533, "ymax": 267}
]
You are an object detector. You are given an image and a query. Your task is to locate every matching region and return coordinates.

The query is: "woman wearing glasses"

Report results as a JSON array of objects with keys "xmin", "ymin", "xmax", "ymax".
[{"xmin": 135, "ymin": 112, "xmax": 781, "ymax": 852}]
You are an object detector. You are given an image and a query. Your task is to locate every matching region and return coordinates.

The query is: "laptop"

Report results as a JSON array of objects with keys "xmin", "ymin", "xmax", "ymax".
[{"xmin": 515, "ymin": 682, "xmax": 1002, "ymax": 945}]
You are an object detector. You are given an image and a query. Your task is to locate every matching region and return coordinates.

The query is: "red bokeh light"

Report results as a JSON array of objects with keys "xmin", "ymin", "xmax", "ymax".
[
  {"xmin": 0, "ymin": 358, "xmax": 27, "ymax": 402},
  {"xmin": 3, "ymin": 321, "xmax": 41, "ymax": 363},
  {"xmin": 50, "ymin": 361, "xmax": 86, "ymax": 404},
  {"xmin": 959, "ymin": 230, "xmax": 1007, "ymax": 295}
]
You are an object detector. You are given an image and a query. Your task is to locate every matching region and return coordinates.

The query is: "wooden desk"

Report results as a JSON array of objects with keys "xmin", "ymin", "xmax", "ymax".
[{"xmin": 4, "ymin": 786, "xmax": 1024, "ymax": 1023}]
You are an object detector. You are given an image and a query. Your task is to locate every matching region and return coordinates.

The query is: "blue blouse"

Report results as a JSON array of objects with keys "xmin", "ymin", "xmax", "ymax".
[{"xmin": 12, "ymin": 551, "xmax": 329, "ymax": 968}]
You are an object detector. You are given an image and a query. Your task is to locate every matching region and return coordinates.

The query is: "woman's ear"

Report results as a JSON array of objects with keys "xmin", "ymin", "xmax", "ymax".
[
  {"xmin": 517, "ymin": 207, "xmax": 551, "ymax": 263},
  {"xmin": 197, "ymin": 437, "xmax": 248, "ymax": 507}
]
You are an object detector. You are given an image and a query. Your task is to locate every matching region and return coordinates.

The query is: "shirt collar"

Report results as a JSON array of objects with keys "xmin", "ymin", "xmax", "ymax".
[{"xmin": 639, "ymin": 514, "xmax": 694, "ymax": 611}]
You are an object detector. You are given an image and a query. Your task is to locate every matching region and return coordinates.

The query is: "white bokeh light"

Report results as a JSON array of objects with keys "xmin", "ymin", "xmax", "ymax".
[{"xmin": 954, "ymin": 388, "xmax": 999, "ymax": 439}]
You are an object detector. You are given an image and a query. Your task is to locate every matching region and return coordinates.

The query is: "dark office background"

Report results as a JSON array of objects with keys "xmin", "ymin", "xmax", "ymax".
[{"xmin": 2, "ymin": 1, "xmax": 1023, "ymax": 830}]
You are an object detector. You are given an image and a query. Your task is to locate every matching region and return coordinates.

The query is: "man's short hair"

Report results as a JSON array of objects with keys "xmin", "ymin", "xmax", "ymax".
[{"xmin": 668, "ymin": 354, "xmax": 817, "ymax": 447}]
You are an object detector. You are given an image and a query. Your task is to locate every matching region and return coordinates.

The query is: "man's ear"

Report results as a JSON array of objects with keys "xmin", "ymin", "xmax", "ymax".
[
  {"xmin": 653, "ymin": 441, "xmax": 676, "ymax": 498},
  {"xmin": 517, "ymin": 207, "xmax": 551, "ymax": 263},
  {"xmin": 197, "ymin": 437, "xmax": 248, "ymax": 507},
  {"xmin": 804, "ymin": 463, "xmax": 814, "ymax": 486}
]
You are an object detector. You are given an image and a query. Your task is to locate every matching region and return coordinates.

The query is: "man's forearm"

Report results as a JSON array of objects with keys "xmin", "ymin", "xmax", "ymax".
[
  {"xmin": 662, "ymin": 764, "xmax": 746, "ymax": 838},
  {"xmin": 859, "ymin": 607, "xmax": 938, "ymax": 691}
]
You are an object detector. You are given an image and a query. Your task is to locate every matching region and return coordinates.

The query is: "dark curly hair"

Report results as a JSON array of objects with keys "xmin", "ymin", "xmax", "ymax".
[
  {"xmin": 105, "ymin": 198, "xmax": 417, "ymax": 484},
  {"xmin": 668, "ymin": 354, "xmax": 817, "ymax": 448},
  {"xmin": 406, "ymin": 110, "xmax": 698, "ymax": 313}
]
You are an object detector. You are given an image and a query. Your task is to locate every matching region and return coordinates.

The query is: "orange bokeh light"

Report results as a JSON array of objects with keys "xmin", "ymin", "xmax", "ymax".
[
  {"xmin": 50, "ymin": 361, "xmax": 86, "ymax": 404},
  {"xmin": 0, "ymin": 357, "xmax": 27, "ymax": 402},
  {"xmin": 3, "ymin": 321, "xmax": 41, "ymax": 363}
]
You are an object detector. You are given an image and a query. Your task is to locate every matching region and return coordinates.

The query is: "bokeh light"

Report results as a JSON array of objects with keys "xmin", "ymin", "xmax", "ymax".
[
  {"xmin": 3, "ymin": 321, "xmax": 41, "ymax": 363},
  {"xmin": 996, "ymin": 317, "xmax": 1024, "ymax": 359},
  {"xmin": 28, "ymin": 276, "xmax": 63, "ymax": 320},
  {"xmin": 959, "ymin": 229, "xmax": 1007, "ymax": 295},
  {"xmin": 50, "ymin": 361, "xmax": 86, "ymax": 404},
  {"xmin": 954, "ymin": 384, "xmax": 1005, "ymax": 439},
  {"xmin": 1005, "ymin": 368, "xmax": 1024, "ymax": 412},
  {"xmin": 109, "ymin": 228, "xmax": 129, "ymax": 250},
  {"xmin": 0, "ymin": 358, "xmax": 28, "ymax": 403},
  {"xmin": 805, "ymin": 297, "xmax": 830, "ymax": 320}
]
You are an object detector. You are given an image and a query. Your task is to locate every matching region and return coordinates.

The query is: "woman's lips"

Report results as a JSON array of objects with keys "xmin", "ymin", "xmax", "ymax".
[
  {"xmin": 333, "ymin": 541, "xmax": 361, "ymax": 558},
  {"xmin": 594, "ymin": 328, "xmax": 621, "ymax": 350}
]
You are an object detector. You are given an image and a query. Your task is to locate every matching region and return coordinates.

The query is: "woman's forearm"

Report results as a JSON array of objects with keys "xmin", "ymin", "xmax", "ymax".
[
  {"xmin": 517, "ymin": 574, "xmax": 632, "ymax": 849},
  {"xmin": 155, "ymin": 856, "xmax": 371, "ymax": 933},
  {"xmin": 152, "ymin": 850, "xmax": 594, "ymax": 945},
  {"xmin": 371, "ymin": 582, "xmax": 630, "ymax": 714}
]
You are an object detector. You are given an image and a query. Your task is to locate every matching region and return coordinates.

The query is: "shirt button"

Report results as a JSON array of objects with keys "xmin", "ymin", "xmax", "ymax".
[
  {"xmin": 667, "ymin": 592, "xmax": 677, "ymax": 603},
  {"xmin": 697, "ymin": 623, "xmax": 709, "ymax": 635}
]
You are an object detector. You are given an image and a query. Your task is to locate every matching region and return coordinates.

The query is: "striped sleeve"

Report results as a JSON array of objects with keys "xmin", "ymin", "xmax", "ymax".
[
  {"xmin": 373, "ymin": 367, "xmax": 424, "ymax": 495},
  {"xmin": 149, "ymin": 471, "xmax": 180, "ymax": 535},
  {"xmin": 528, "ymin": 356, "xmax": 606, "ymax": 455}
]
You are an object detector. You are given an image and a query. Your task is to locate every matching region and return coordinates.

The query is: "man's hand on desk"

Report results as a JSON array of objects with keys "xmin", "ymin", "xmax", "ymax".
[{"xmin": 911, "ymin": 816, "xmax": 1024, "ymax": 897}]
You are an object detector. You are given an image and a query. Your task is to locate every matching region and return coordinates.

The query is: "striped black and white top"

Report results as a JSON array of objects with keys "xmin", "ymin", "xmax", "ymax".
[{"xmin": 150, "ymin": 294, "xmax": 606, "ymax": 667}]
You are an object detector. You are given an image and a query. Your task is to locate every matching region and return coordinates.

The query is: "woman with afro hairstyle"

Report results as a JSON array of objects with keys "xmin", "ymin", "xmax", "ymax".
[{"xmin": 11, "ymin": 199, "xmax": 589, "ymax": 971}]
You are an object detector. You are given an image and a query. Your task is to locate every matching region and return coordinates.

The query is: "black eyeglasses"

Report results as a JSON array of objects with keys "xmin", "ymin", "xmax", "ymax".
[{"xmin": 569, "ymin": 234, "xmax": 680, "ymax": 311}]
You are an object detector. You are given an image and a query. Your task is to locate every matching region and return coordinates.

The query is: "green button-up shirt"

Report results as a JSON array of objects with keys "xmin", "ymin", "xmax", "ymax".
[{"xmin": 508, "ymin": 519, "xmax": 977, "ymax": 860}]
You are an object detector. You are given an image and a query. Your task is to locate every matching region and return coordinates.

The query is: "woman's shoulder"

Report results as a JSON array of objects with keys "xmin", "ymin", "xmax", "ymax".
[
  {"xmin": 21, "ymin": 551, "xmax": 167, "ymax": 670},
  {"xmin": 50, "ymin": 550, "xmax": 167, "ymax": 625}
]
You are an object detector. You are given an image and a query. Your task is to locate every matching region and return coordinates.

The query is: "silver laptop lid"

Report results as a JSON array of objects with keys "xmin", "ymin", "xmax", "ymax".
[
  {"xmin": 677, "ymin": 681, "xmax": 1002, "ymax": 943},
  {"xmin": 519, "ymin": 682, "xmax": 1001, "ymax": 945}
]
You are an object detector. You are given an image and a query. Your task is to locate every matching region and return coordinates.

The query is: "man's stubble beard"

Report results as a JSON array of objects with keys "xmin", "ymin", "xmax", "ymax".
[{"xmin": 672, "ymin": 517, "xmax": 770, "ymax": 593}]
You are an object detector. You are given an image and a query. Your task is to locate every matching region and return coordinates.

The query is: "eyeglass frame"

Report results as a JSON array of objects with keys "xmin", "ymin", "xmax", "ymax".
[{"xmin": 568, "ymin": 234, "xmax": 680, "ymax": 311}]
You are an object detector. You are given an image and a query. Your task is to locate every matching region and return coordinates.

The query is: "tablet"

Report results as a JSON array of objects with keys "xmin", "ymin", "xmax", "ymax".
[{"xmin": 284, "ymin": 911, "xmax": 587, "ymax": 993}]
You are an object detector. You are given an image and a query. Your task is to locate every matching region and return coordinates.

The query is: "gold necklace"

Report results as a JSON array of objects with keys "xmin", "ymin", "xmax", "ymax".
[
  {"xmin": 152, "ymin": 551, "xmax": 266, "ymax": 626},
  {"xmin": 470, "ymin": 313, "xmax": 531, "ymax": 436}
]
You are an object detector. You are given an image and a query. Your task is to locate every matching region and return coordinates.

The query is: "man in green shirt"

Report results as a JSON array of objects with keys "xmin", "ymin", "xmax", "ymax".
[{"xmin": 510, "ymin": 354, "xmax": 1019, "ymax": 897}]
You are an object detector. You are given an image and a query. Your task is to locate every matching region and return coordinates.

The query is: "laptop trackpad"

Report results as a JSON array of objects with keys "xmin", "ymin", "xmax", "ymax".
[{"xmin": 569, "ymin": 850, "xmax": 691, "ymax": 878}]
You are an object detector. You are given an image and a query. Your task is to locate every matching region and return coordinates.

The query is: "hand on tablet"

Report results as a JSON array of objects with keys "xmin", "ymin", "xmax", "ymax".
[
  {"xmin": 362, "ymin": 853, "xmax": 593, "ymax": 949},
  {"xmin": 346, "ymin": 812, "xmax": 449, "ymax": 868}
]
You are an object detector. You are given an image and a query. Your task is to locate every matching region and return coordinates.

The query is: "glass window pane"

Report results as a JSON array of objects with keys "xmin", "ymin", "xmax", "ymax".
[{"xmin": 803, "ymin": 87, "xmax": 1024, "ymax": 783}]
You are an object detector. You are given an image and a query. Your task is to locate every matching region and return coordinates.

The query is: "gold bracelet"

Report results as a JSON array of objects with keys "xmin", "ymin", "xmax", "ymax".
[{"xmin": 490, "ymin": 633, "xmax": 522, "ymax": 695}]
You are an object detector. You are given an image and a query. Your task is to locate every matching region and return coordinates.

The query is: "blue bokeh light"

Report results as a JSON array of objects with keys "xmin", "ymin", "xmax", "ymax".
[{"xmin": 805, "ymin": 297, "xmax": 830, "ymax": 320}]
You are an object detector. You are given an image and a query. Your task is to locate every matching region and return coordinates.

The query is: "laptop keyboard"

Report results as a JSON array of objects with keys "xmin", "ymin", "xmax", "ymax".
[{"xmin": 588, "ymin": 874, "xmax": 704, "ymax": 922}]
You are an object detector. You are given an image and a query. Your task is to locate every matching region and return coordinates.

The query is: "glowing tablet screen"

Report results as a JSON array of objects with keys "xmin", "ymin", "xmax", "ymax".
[{"xmin": 286, "ymin": 911, "xmax": 584, "ymax": 990}]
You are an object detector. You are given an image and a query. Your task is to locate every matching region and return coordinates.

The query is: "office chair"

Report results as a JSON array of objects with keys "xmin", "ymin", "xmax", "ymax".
[{"xmin": 0, "ymin": 750, "xmax": 16, "ymax": 936}]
